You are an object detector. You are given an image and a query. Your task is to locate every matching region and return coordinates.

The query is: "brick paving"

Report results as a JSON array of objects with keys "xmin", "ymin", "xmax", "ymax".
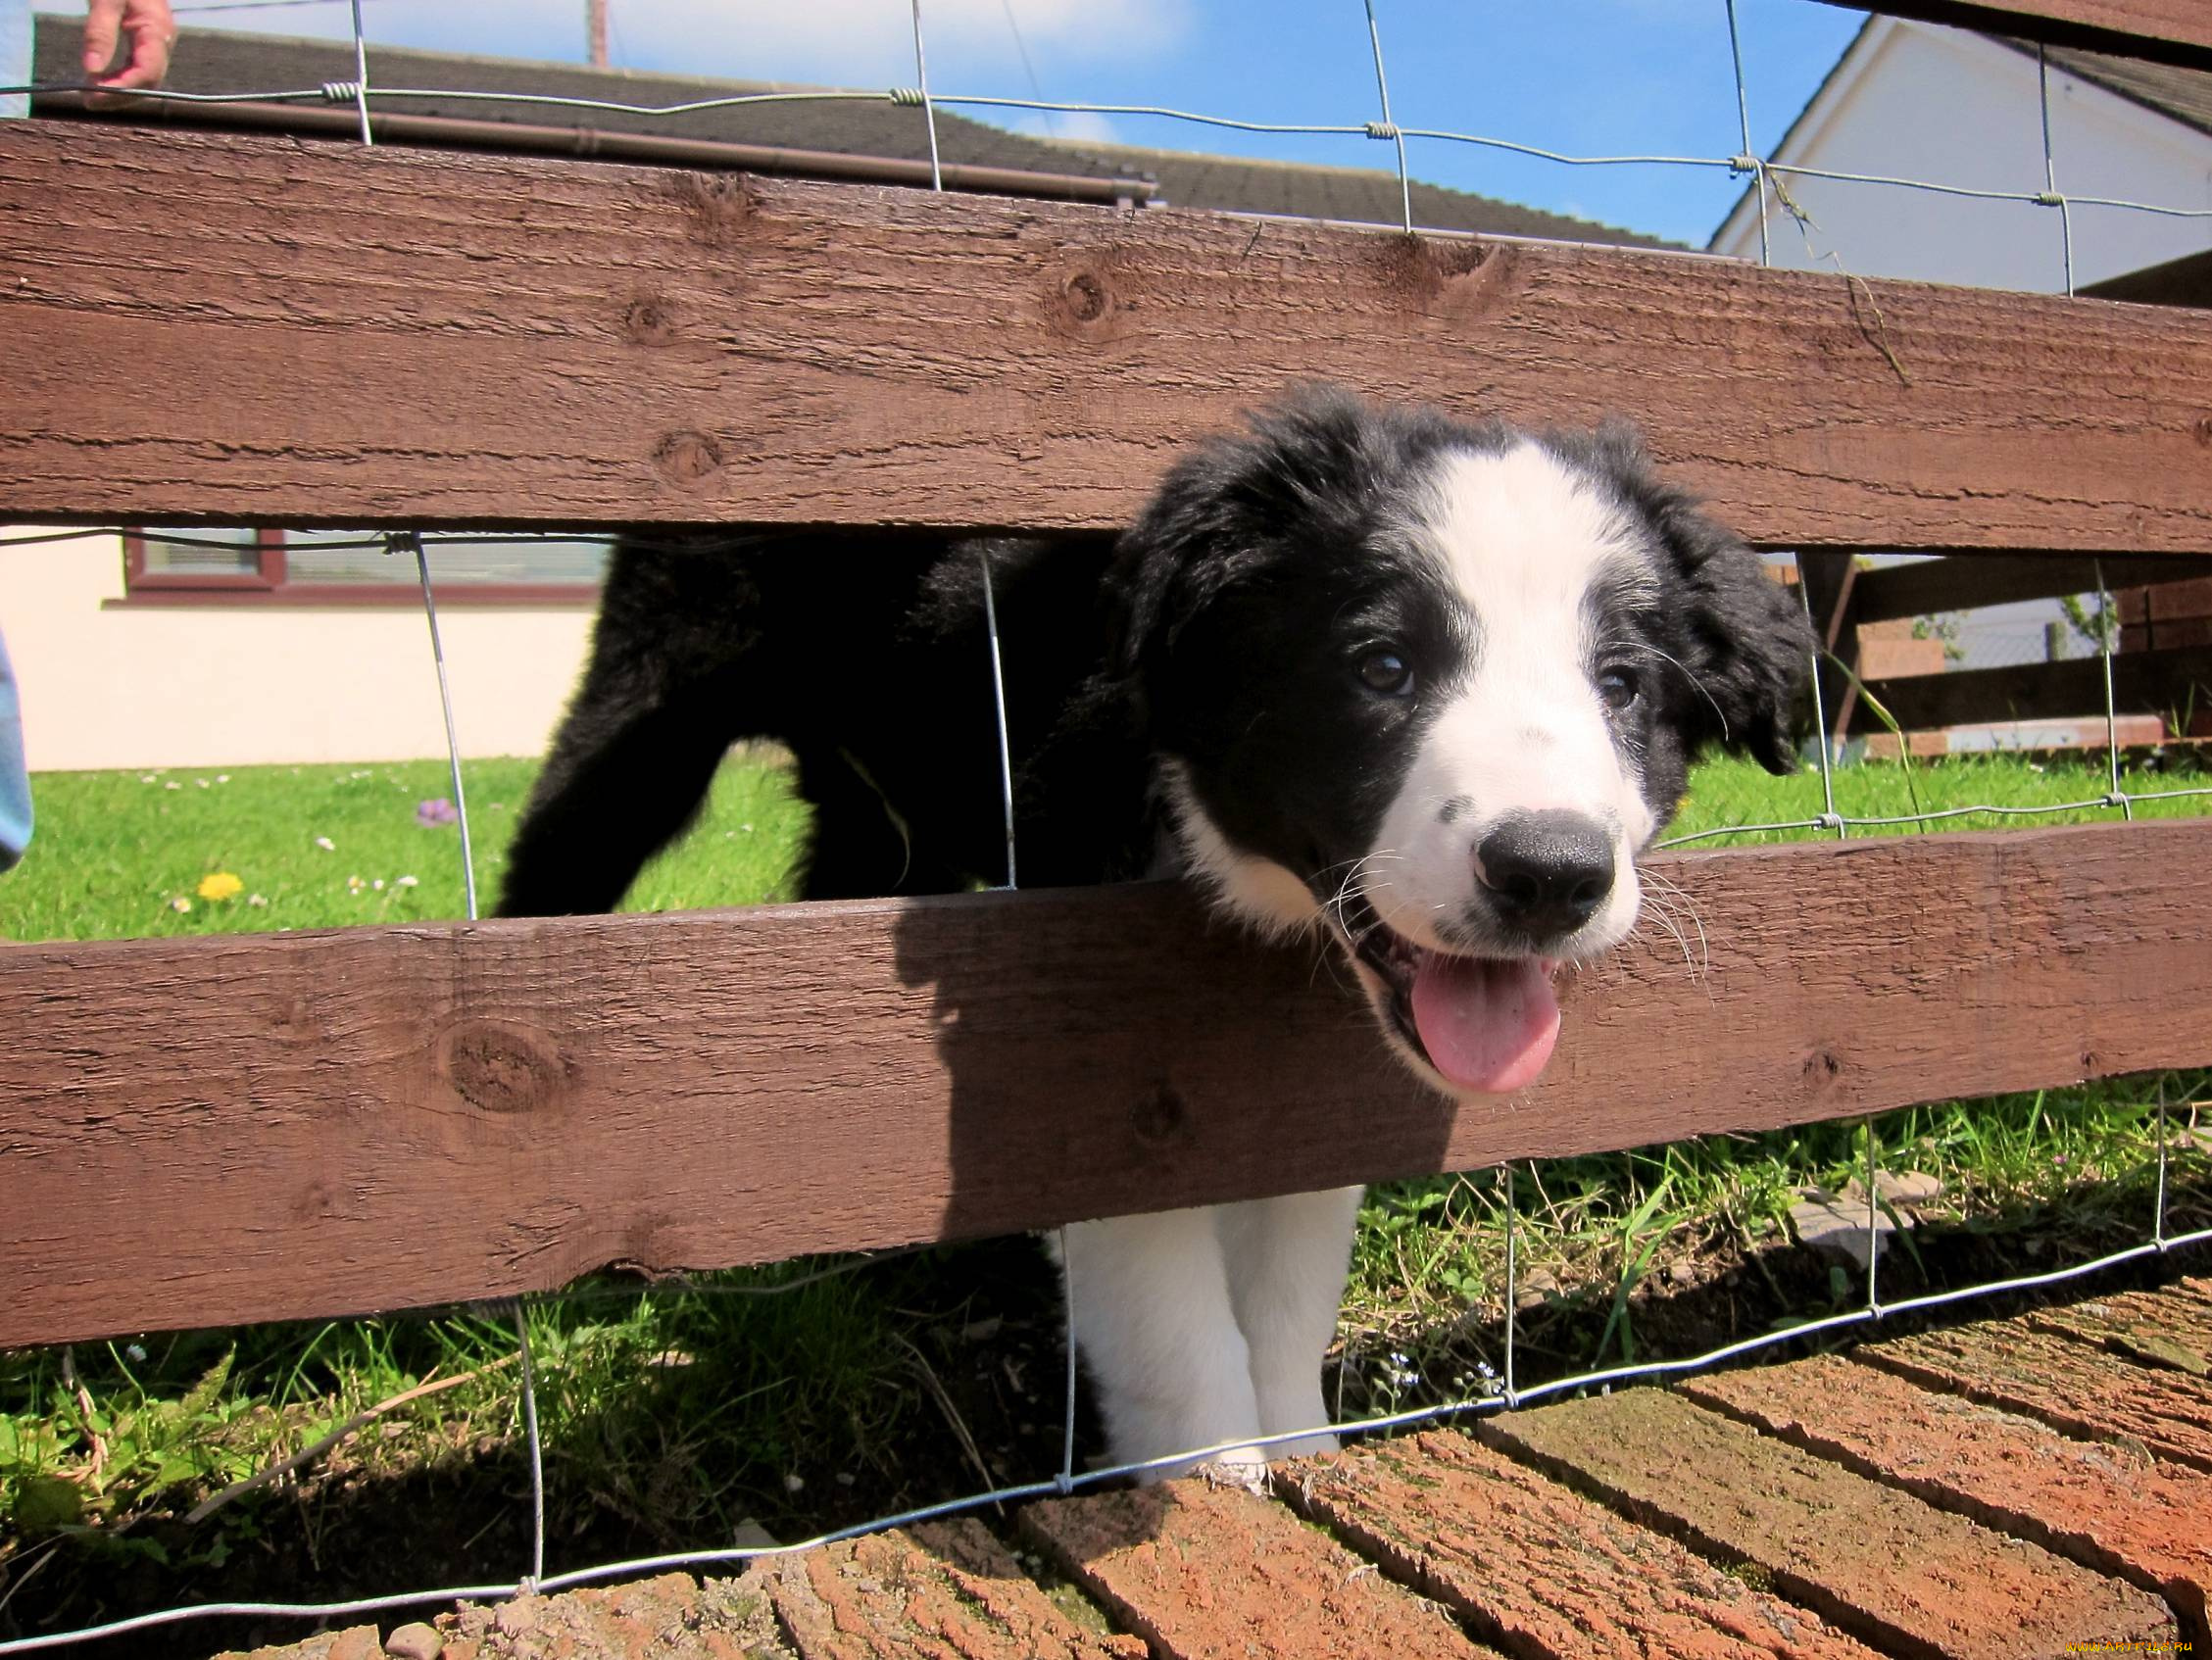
[
  {"xmin": 766, "ymin": 1519, "xmax": 1143, "ymax": 1660},
  {"xmin": 1683, "ymin": 1352, "xmax": 2212, "ymax": 1648},
  {"xmin": 215, "ymin": 1275, "xmax": 2212, "ymax": 1660},
  {"xmin": 1286, "ymin": 1429, "xmax": 1881, "ymax": 1660},
  {"xmin": 1020, "ymin": 1479, "xmax": 1499, "ymax": 1659},
  {"xmin": 1866, "ymin": 1313, "xmax": 2212, "ymax": 1471},
  {"xmin": 1481, "ymin": 1387, "xmax": 2172, "ymax": 1659}
]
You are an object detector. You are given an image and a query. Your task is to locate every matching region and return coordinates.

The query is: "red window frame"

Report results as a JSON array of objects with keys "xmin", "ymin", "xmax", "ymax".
[{"xmin": 118, "ymin": 530, "xmax": 600, "ymax": 608}]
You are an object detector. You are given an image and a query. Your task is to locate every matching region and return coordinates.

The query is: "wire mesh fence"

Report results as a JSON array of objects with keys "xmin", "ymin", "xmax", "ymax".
[{"xmin": 3, "ymin": 0, "xmax": 2212, "ymax": 1651}]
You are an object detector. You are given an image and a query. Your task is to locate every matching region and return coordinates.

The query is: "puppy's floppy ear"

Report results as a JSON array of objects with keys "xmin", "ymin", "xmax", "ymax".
[
  {"xmin": 1590, "ymin": 420, "xmax": 1815, "ymax": 774},
  {"xmin": 1106, "ymin": 385, "xmax": 1381, "ymax": 721}
]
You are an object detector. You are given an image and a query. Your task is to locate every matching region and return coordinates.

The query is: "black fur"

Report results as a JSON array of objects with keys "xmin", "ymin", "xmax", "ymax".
[{"xmin": 499, "ymin": 389, "xmax": 1810, "ymax": 934}]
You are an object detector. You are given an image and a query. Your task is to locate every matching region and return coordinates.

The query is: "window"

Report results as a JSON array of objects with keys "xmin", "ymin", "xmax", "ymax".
[{"xmin": 122, "ymin": 528, "xmax": 611, "ymax": 606}]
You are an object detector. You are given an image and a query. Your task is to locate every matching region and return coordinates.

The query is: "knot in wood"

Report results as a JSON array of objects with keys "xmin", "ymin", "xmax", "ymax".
[
  {"xmin": 653, "ymin": 429, "xmax": 725, "ymax": 487},
  {"xmin": 1046, "ymin": 264, "xmax": 1125, "ymax": 340},
  {"xmin": 1130, "ymin": 1083, "xmax": 1192, "ymax": 1150},
  {"xmin": 1063, "ymin": 270, "xmax": 1109, "ymax": 322},
  {"xmin": 439, "ymin": 1022, "xmax": 565, "ymax": 1115},
  {"xmin": 621, "ymin": 294, "xmax": 678, "ymax": 347},
  {"xmin": 1801, "ymin": 1049, "xmax": 1844, "ymax": 1090}
]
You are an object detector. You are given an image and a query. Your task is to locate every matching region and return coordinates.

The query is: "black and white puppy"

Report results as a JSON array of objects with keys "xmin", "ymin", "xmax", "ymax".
[{"xmin": 499, "ymin": 387, "xmax": 1812, "ymax": 1481}]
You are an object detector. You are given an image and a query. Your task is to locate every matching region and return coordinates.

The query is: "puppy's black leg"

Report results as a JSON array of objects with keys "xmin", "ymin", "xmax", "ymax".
[{"xmin": 498, "ymin": 542, "xmax": 763, "ymax": 917}]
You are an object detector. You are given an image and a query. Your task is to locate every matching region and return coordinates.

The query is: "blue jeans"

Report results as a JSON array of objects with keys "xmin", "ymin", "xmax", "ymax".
[{"xmin": 0, "ymin": 624, "xmax": 30, "ymax": 871}]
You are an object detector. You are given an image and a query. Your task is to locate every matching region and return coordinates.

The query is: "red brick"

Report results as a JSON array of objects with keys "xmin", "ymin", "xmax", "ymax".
[
  {"xmin": 1289, "ymin": 1431, "xmax": 1879, "ymax": 1660},
  {"xmin": 215, "ymin": 1631, "xmax": 385, "ymax": 1660},
  {"xmin": 1482, "ymin": 1387, "xmax": 2172, "ymax": 1660},
  {"xmin": 1865, "ymin": 1318, "xmax": 2212, "ymax": 1472},
  {"xmin": 1855, "ymin": 635, "xmax": 1946, "ymax": 680},
  {"xmin": 426, "ymin": 1573, "xmax": 786, "ymax": 1660},
  {"xmin": 769, "ymin": 1519, "xmax": 1142, "ymax": 1660},
  {"xmin": 2027, "ymin": 1281, "xmax": 2212, "ymax": 1371},
  {"xmin": 1684, "ymin": 1353, "xmax": 2212, "ymax": 1647},
  {"xmin": 2148, "ymin": 576, "xmax": 2212, "ymax": 622},
  {"xmin": 2146, "ymin": 614, "xmax": 2212, "ymax": 649},
  {"xmin": 1021, "ymin": 1477, "xmax": 1497, "ymax": 1660}
]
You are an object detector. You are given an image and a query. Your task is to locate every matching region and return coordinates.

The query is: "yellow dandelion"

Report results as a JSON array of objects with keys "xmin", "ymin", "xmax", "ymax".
[
  {"xmin": 197, "ymin": 872, "xmax": 245, "ymax": 903},
  {"xmin": 169, "ymin": 896, "xmax": 192, "ymax": 914}
]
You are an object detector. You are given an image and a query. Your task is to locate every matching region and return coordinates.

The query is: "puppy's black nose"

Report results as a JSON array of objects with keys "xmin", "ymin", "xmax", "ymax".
[{"xmin": 1476, "ymin": 810, "xmax": 1615, "ymax": 940}]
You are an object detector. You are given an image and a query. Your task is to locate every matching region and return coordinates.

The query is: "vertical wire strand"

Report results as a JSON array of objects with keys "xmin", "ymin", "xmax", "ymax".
[
  {"xmin": 2092, "ymin": 559, "xmax": 2134, "ymax": 820},
  {"xmin": 978, "ymin": 550, "xmax": 1017, "ymax": 890},
  {"xmin": 909, "ymin": 0, "xmax": 943, "ymax": 192},
  {"xmin": 346, "ymin": 0, "xmax": 371, "ymax": 145},
  {"xmin": 1501, "ymin": 1163, "xmax": 1519, "ymax": 1406},
  {"xmin": 512, "ymin": 1303, "xmax": 546, "ymax": 1590},
  {"xmin": 2153, "ymin": 1075, "xmax": 2170, "ymax": 1249},
  {"xmin": 408, "ymin": 535, "xmax": 478, "ymax": 919},
  {"xmin": 1057, "ymin": 1229, "xmax": 1078, "ymax": 1492},
  {"xmin": 1862, "ymin": 1116, "xmax": 1882, "ymax": 1316},
  {"xmin": 978, "ymin": 546, "xmax": 1058, "ymax": 1483},
  {"xmin": 1795, "ymin": 561, "xmax": 1843, "ymax": 836},
  {"xmin": 2037, "ymin": 45, "xmax": 2073, "ymax": 296},
  {"xmin": 1724, "ymin": 0, "xmax": 1769, "ymax": 267},
  {"xmin": 1362, "ymin": 0, "xmax": 1412, "ymax": 235}
]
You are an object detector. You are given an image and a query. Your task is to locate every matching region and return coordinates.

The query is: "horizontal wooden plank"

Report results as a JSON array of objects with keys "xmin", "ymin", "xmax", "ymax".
[
  {"xmin": 1852, "ymin": 555, "xmax": 2212, "ymax": 625},
  {"xmin": 3, "ymin": 122, "xmax": 2212, "ymax": 551},
  {"xmin": 4, "ymin": 821, "xmax": 2211, "ymax": 1349},
  {"xmin": 1863, "ymin": 643, "xmax": 2212, "ymax": 729},
  {"xmin": 1824, "ymin": 1, "xmax": 2212, "ymax": 68}
]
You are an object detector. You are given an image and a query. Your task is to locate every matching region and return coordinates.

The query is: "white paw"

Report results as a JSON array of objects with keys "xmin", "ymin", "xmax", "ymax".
[
  {"xmin": 1195, "ymin": 1443, "xmax": 1272, "ymax": 1493},
  {"xmin": 1125, "ymin": 1437, "xmax": 1271, "ymax": 1489}
]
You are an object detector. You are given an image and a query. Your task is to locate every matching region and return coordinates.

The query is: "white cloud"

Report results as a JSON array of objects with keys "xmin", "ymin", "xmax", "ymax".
[
  {"xmin": 996, "ymin": 106, "xmax": 1124, "ymax": 148},
  {"xmin": 148, "ymin": 0, "xmax": 1185, "ymax": 92}
]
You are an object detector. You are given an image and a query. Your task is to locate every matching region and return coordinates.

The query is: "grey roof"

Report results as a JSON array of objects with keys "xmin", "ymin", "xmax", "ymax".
[
  {"xmin": 1034, "ymin": 139, "xmax": 1667, "ymax": 247},
  {"xmin": 2080, "ymin": 246, "xmax": 2212, "ymax": 307},
  {"xmin": 29, "ymin": 13, "xmax": 1665, "ymax": 248},
  {"xmin": 2029, "ymin": 43, "xmax": 2212, "ymax": 137}
]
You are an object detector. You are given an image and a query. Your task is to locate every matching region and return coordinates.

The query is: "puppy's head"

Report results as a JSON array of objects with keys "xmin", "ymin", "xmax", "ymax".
[{"xmin": 1111, "ymin": 388, "xmax": 1812, "ymax": 1097}]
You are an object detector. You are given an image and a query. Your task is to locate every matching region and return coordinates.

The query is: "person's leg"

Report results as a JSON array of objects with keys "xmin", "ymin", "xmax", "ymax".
[{"xmin": 0, "ymin": 624, "xmax": 32, "ymax": 873}]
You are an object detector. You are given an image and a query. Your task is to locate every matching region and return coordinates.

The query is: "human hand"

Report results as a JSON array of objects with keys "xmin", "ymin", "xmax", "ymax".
[{"xmin": 83, "ymin": 0, "xmax": 177, "ymax": 92}]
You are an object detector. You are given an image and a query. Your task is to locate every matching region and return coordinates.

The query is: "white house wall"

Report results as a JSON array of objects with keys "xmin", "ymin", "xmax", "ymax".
[
  {"xmin": 1715, "ymin": 18, "xmax": 2212, "ymax": 292},
  {"xmin": 0, "ymin": 533, "xmax": 593, "ymax": 771}
]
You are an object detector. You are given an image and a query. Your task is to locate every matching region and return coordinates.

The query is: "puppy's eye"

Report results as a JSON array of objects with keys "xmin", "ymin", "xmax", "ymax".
[
  {"xmin": 1598, "ymin": 664, "xmax": 1642, "ymax": 710},
  {"xmin": 1355, "ymin": 647, "xmax": 1415, "ymax": 698}
]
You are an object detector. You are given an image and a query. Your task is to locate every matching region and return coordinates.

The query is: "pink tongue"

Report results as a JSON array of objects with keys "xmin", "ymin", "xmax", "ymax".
[{"xmin": 1408, "ymin": 954, "xmax": 1561, "ymax": 1095}]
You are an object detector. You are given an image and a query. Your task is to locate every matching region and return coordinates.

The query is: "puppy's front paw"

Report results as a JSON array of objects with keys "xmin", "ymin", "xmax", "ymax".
[{"xmin": 1195, "ymin": 1444, "xmax": 1272, "ymax": 1493}]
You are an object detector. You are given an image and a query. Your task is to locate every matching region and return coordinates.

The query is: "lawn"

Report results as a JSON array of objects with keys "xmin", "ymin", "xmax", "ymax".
[
  {"xmin": 0, "ymin": 750, "xmax": 809, "ymax": 944},
  {"xmin": 2, "ymin": 745, "xmax": 2207, "ymax": 1647}
]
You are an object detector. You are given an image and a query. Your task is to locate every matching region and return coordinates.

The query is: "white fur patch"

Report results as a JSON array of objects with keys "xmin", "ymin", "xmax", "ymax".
[
  {"xmin": 1362, "ymin": 443, "xmax": 1656, "ymax": 959},
  {"xmin": 1061, "ymin": 1187, "xmax": 1361, "ymax": 1478},
  {"xmin": 1157, "ymin": 758, "xmax": 1322, "ymax": 938}
]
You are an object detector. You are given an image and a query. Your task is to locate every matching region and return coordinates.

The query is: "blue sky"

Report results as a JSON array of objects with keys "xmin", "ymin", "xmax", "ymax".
[{"xmin": 138, "ymin": 0, "xmax": 1869, "ymax": 246}]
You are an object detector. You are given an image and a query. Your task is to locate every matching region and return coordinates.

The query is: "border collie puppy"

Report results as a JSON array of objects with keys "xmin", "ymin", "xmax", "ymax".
[{"xmin": 499, "ymin": 387, "xmax": 1812, "ymax": 1481}]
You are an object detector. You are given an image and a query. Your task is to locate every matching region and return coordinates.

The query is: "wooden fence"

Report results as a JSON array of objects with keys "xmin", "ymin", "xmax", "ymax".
[
  {"xmin": 1801, "ymin": 553, "xmax": 2212, "ymax": 750},
  {"xmin": 3, "ymin": 0, "xmax": 2211, "ymax": 1354}
]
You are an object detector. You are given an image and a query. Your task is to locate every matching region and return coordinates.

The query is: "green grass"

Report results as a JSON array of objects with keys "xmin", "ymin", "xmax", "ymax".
[
  {"xmin": 1, "ymin": 745, "xmax": 2208, "ymax": 1638},
  {"xmin": 1668, "ymin": 748, "xmax": 2212, "ymax": 843},
  {"xmin": 0, "ymin": 749, "xmax": 810, "ymax": 943}
]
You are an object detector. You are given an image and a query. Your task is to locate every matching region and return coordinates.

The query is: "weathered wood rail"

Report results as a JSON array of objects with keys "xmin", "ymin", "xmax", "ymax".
[
  {"xmin": 4, "ymin": 0, "xmax": 2212, "ymax": 1358},
  {"xmin": 6, "ymin": 822, "xmax": 2211, "ymax": 1348},
  {"xmin": 1821, "ymin": 0, "xmax": 2212, "ymax": 65},
  {"xmin": 4, "ymin": 122, "xmax": 2212, "ymax": 551}
]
